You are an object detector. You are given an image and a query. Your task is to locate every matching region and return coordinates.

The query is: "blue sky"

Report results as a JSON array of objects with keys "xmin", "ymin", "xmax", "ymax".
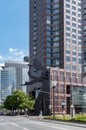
[{"xmin": 0, "ymin": 0, "xmax": 29, "ymax": 64}]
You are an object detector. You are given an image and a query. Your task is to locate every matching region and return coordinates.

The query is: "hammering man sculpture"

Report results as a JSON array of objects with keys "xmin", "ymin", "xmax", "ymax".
[{"xmin": 24, "ymin": 59, "xmax": 51, "ymax": 116}]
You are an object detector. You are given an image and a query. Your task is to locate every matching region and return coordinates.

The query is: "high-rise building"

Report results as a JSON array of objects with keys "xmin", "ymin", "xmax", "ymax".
[
  {"xmin": 30, "ymin": 0, "xmax": 81, "ymax": 70},
  {"xmin": 5, "ymin": 61, "xmax": 29, "ymax": 92},
  {"xmin": 82, "ymin": 0, "xmax": 86, "ymax": 76},
  {"xmin": 0, "ymin": 61, "xmax": 29, "ymax": 105},
  {"xmin": 29, "ymin": 0, "xmax": 86, "ymax": 114},
  {"xmin": 0, "ymin": 66, "xmax": 16, "ymax": 105}
]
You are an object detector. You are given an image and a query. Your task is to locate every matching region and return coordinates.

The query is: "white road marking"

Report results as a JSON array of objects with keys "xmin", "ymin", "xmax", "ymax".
[
  {"xmin": 0, "ymin": 122, "xmax": 19, "ymax": 127},
  {"xmin": 23, "ymin": 120, "xmax": 69, "ymax": 130},
  {"xmin": 23, "ymin": 128, "xmax": 30, "ymax": 130},
  {"xmin": 11, "ymin": 122, "xmax": 19, "ymax": 127},
  {"xmin": 1, "ymin": 119, "xmax": 4, "ymax": 120},
  {"xmin": 0, "ymin": 123, "xmax": 9, "ymax": 125},
  {"xmin": 0, "ymin": 118, "xmax": 69, "ymax": 130},
  {"xmin": 52, "ymin": 126, "xmax": 68, "ymax": 130}
]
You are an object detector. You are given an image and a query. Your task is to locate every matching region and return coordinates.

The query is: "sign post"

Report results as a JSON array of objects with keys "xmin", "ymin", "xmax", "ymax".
[{"xmin": 70, "ymin": 105, "xmax": 75, "ymax": 118}]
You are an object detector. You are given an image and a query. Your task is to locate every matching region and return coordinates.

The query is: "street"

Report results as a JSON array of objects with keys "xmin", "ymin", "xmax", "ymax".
[{"xmin": 0, "ymin": 116, "xmax": 86, "ymax": 130}]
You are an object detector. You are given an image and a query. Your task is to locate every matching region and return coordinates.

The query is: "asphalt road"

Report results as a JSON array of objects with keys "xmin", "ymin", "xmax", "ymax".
[{"xmin": 0, "ymin": 116, "xmax": 86, "ymax": 130}]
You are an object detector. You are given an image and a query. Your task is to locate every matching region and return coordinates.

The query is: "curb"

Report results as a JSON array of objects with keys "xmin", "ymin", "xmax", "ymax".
[
  {"xmin": 27, "ymin": 116, "xmax": 86, "ymax": 128},
  {"xmin": 18, "ymin": 115, "xmax": 86, "ymax": 128},
  {"xmin": 42, "ymin": 119, "xmax": 86, "ymax": 128}
]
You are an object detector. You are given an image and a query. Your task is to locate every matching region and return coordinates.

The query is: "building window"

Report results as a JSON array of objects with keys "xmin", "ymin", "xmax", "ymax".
[
  {"xmin": 78, "ymin": 8, "xmax": 81, "ymax": 12},
  {"xmin": 72, "ymin": 23, "xmax": 76, "ymax": 27},
  {"xmin": 72, "ymin": 0, "xmax": 76, "ymax": 5},
  {"xmin": 72, "ymin": 40, "xmax": 76, "ymax": 44},
  {"xmin": 72, "ymin": 28, "xmax": 76, "ymax": 33},
  {"xmin": 78, "ymin": 53, "xmax": 82, "ymax": 57},
  {"xmin": 72, "ymin": 46, "xmax": 76, "ymax": 50},
  {"xmin": 72, "ymin": 17, "xmax": 76, "ymax": 22},
  {"xmin": 66, "ymin": 44, "xmax": 70, "ymax": 49},
  {"xmin": 66, "ymin": 15, "xmax": 70, "ymax": 19},
  {"xmin": 66, "ymin": 50, "xmax": 70, "ymax": 54},
  {"xmin": 72, "ymin": 6, "xmax": 76, "ymax": 10},
  {"xmin": 66, "ymin": 33, "xmax": 70, "ymax": 37},
  {"xmin": 72, "ymin": 51, "xmax": 76, "ymax": 55},
  {"xmin": 72, "ymin": 11, "xmax": 76, "ymax": 16},
  {"xmin": 47, "ymin": 60, "xmax": 51, "ymax": 66},
  {"xmin": 66, "ymin": 9, "xmax": 70, "ymax": 14},
  {"xmin": 72, "ymin": 65, "xmax": 76, "ymax": 71},
  {"xmin": 78, "ymin": 59, "xmax": 82, "ymax": 64},
  {"xmin": 66, "ymin": 21, "xmax": 70, "ymax": 25},
  {"xmin": 66, "ymin": 27, "xmax": 70, "ymax": 31},
  {"xmin": 72, "ymin": 34, "xmax": 76, "ymax": 38},
  {"xmin": 72, "ymin": 57, "xmax": 76, "ymax": 63},
  {"xmin": 66, "ymin": 64, "xmax": 71, "ymax": 70},
  {"xmin": 78, "ymin": 14, "xmax": 81, "ymax": 17},
  {"xmin": 66, "ymin": 38, "xmax": 70, "ymax": 42},
  {"xmin": 66, "ymin": 4, "xmax": 70, "ymax": 8},
  {"xmin": 66, "ymin": 0, "xmax": 70, "ymax": 2},
  {"xmin": 66, "ymin": 56, "xmax": 70, "ymax": 62}
]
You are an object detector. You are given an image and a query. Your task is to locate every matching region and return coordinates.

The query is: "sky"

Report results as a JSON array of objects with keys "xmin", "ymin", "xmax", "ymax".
[{"xmin": 0, "ymin": 0, "xmax": 29, "ymax": 64}]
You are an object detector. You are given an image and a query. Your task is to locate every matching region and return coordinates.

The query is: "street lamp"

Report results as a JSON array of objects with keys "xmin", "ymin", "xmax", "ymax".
[
  {"xmin": 52, "ymin": 85, "xmax": 55, "ymax": 118},
  {"xmin": 17, "ymin": 97, "xmax": 19, "ymax": 115},
  {"xmin": 51, "ymin": 81, "xmax": 57, "ymax": 118},
  {"xmin": 70, "ymin": 84, "xmax": 75, "ymax": 118}
]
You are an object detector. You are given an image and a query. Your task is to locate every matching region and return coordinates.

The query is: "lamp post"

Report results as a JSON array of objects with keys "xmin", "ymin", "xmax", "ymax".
[
  {"xmin": 17, "ymin": 97, "xmax": 19, "ymax": 115},
  {"xmin": 70, "ymin": 84, "xmax": 75, "ymax": 118},
  {"xmin": 52, "ymin": 85, "xmax": 55, "ymax": 118},
  {"xmin": 51, "ymin": 81, "xmax": 56, "ymax": 118}
]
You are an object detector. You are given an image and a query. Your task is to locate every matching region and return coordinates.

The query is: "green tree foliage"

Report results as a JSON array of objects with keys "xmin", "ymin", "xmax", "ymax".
[{"xmin": 4, "ymin": 90, "xmax": 35, "ymax": 110}]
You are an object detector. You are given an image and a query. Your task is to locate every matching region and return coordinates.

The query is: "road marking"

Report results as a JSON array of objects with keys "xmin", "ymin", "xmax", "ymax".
[
  {"xmin": 23, "ymin": 128, "xmax": 30, "ymax": 130},
  {"xmin": 26, "ymin": 120, "xmax": 69, "ymax": 130},
  {"xmin": 0, "ymin": 123, "xmax": 8, "ymax": 125},
  {"xmin": 11, "ymin": 122, "xmax": 19, "ymax": 127},
  {"xmin": 52, "ymin": 126, "xmax": 68, "ymax": 130},
  {"xmin": 1, "ymin": 119, "xmax": 4, "ymax": 120},
  {"xmin": 2, "ymin": 121, "xmax": 19, "ymax": 127}
]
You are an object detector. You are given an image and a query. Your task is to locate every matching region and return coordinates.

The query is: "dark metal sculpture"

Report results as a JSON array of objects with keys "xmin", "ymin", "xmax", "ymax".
[{"xmin": 24, "ymin": 59, "xmax": 51, "ymax": 116}]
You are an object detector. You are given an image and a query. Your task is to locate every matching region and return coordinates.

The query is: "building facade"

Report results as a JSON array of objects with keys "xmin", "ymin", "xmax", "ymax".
[
  {"xmin": 5, "ymin": 61, "xmax": 29, "ymax": 92},
  {"xmin": 30, "ymin": 0, "xmax": 82, "ymax": 70},
  {"xmin": 82, "ymin": 0, "xmax": 86, "ymax": 76},
  {"xmin": 50, "ymin": 67, "xmax": 86, "ymax": 114},
  {"xmin": 0, "ymin": 66, "xmax": 16, "ymax": 105},
  {"xmin": 29, "ymin": 0, "xmax": 86, "ymax": 114},
  {"xmin": 0, "ymin": 61, "xmax": 29, "ymax": 105}
]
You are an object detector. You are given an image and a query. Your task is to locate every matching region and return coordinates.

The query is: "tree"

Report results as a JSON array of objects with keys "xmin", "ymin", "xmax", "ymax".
[
  {"xmin": 3, "ymin": 96, "xmax": 13, "ymax": 110},
  {"xmin": 3, "ymin": 90, "xmax": 35, "ymax": 111}
]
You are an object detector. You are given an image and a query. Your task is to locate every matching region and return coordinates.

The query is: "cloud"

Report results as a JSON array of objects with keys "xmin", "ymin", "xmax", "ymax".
[
  {"xmin": 0, "ymin": 48, "xmax": 28, "ymax": 64},
  {"xmin": 9, "ymin": 48, "xmax": 19, "ymax": 53},
  {"xmin": 0, "ymin": 63, "xmax": 4, "ymax": 66},
  {"xmin": 8, "ymin": 48, "xmax": 28, "ymax": 61},
  {"xmin": 0, "ymin": 55, "xmax": 3, "ymax": 60},
  {"xmin": 0, "ymin": 55, "xmax": 4, "ymax": 64}
]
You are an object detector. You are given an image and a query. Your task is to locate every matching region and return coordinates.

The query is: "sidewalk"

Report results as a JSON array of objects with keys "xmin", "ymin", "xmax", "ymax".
[
  {"xmin": 27, "ymin": 116, "xmax": 86, "ymax": 128},
  {"xmin": 43, "ymin": 119, "xmax": 86, "ymax": 128}
]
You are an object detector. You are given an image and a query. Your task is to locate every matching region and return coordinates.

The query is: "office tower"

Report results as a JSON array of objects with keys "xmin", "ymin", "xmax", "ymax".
[
  {"xmin": 0, "ymin": 61, "xmax": 29, "ymax": 105},
  {"xmin": 29, "ymin": 0, "xmax": 86, "ymax": 114},
  {"xmin": 5, "ymin": 61, "xmax": 29, "ymax": 93},
  {"xmin": 0, "ymin": 66, "xmax": 16, "ymax": 105},
  {"xmin": 30, "ymin": 0, "xmax": 81, "ymax": 70},
  {"xmin": 82, "ymin": 0, "xmax": 86, "ymax": 76}
]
